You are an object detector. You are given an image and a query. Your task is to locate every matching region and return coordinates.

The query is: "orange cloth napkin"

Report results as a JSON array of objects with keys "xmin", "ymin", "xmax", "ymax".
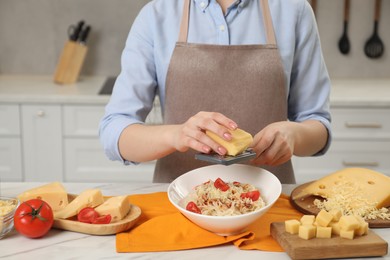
[{"xmin": 116, "ymin": 192, "xmax": 302, "ymax": 252}]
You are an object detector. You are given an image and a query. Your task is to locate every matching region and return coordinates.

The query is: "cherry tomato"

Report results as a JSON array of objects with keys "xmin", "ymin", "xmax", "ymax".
[
  {"xmin": 240, "ymin": 190, "xmax": 260, "ymax": 201},
  {"xmin": 186, "ymin": 201, "xmax": 201, "ymax": 214},
  {"xmin": 77, "ymin": 207, "xmax": 99, "ymax": 223},
  {"xmin": 214, "ymin": 177, "xmax": 229, "ymax": 191},
  {"xmin": 233, "ymin": 181, "xmax": 241, "ymax": 186},
  {"xmin": 14, "ymin": 199, "xmax": 54, "ymax": 238},
  {"xmin": 91, "ymin": 214, "xmax": 111, "ymax": 224}
]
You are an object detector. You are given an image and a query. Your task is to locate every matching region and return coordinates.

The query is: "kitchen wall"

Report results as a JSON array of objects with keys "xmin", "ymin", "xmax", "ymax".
[{"xmin": 0, "ymin": 0, "xmax": 389, "ymax": 79}]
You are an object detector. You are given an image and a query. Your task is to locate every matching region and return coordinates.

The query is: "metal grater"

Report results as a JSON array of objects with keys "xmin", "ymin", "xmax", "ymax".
[{"xmin": 195, "ymin": 149, "xmax": 256, "ymax": 166}]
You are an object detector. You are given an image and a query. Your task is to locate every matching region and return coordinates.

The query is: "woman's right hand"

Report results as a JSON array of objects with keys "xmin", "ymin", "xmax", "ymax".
[{"xmin": 172, "ymin": 111, "xmax": 238, "ymax": 155}]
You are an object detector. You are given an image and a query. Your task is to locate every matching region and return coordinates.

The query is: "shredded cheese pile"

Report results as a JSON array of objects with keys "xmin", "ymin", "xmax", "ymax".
[
  {"xmin": 313, "ymin": 181, "xmax": 390, "ymax": 220},
  {"xmin": 0, "ymin": 199, "xmax": 16, "ymax": 217},
  {"xmin": 187, "ymin": 180, "xmax": 265, "ymax": 216}
]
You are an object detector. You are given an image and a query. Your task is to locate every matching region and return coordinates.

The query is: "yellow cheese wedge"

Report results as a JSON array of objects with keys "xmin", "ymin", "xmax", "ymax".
[
  {"xmin": 292, "ymin": 168, "xmax": 390, "ymax": 208},
  {"xmin": 54, "ymin": 189, "xmax": 104, "ymax": 219},
  {"xmin": 95, "ymin": 195, "xmax": 131, "ymax": 223},
  {"xmin": 17, "ymin": 182, "xmax": 68, "ymax": 211},
  {"xmin": 206, "ymin": 128, "xmax": 253, "ymax": 156}
]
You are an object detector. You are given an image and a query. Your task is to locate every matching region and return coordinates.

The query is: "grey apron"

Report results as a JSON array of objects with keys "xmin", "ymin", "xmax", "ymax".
[{"xmin": 154, "ymin": 0, "xmax": 295, "ymax": 184}]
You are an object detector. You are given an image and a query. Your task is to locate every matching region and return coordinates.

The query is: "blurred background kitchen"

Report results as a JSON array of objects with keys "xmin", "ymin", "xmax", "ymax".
[{"xmin": 0, "ymin": 0, "xmax": 389, "ymax": 184}]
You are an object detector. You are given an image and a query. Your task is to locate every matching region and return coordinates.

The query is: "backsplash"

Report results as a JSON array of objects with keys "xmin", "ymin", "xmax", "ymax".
[{"xmin": 0, "ymin": 0, "xmax": 389, "ymax": 79}]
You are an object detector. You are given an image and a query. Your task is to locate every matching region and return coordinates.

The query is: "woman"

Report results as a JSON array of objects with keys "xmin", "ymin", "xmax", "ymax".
[{"xmin": 99, "ymin": 0, "xmax": 331, "ymax": 184}]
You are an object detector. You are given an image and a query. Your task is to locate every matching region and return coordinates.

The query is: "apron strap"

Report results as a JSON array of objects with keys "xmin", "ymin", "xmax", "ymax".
[
  {"xmin": 178, "ymin": 0, "xmax": 191, "ymax": 42},
  {"xmin": 260, "ymin": 0, "xmax": 277, "ymax": 45},
  {"xmin": 178, "ymin": 0, "xmax": 277, "ymax": 45}
]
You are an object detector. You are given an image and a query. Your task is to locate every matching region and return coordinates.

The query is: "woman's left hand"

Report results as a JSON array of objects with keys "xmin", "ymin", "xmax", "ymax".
[{"xmin": 250, "ymin": 121, "xmax": 295, "ymax": 166}]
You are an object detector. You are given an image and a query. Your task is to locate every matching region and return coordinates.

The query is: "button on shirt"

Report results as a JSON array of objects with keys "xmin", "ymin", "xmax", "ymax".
[{"xmin": 99, "ymin": 0, "xmax": 332, "ymax": 164}]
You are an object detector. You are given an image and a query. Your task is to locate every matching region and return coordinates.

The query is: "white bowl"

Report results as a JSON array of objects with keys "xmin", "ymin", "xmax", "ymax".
[{"xmin": 167, "ymin": 164, "xmax": 281, "ymax": 236}]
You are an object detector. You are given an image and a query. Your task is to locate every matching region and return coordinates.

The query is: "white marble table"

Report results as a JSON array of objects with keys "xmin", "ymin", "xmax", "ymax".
[{"xmin": 0, "ymin": 182, "xmax": 389, "ymax": 260}]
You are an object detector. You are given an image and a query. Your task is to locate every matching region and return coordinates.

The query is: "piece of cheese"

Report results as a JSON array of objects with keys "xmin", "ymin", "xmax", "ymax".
[
  {"xmin": 329, "ymin": 209, "xmax": 342, "ymax": 222},
  {"xmin": 95, "ymin": 195, "xmax": 131, "ymax": 223},
  {"xmin": 206, "ymin": 128, "xmax": 253, "ymax": 156},
  {"xmin": 285, "ymin": 219, "xmax": 300, "ymax": 234},
  {"xmin": 54, "ymin": 189, "xmax": 104, "ymax": 219},
  {"xmin": 17, "ymin": 182, "xmax": 68, "ymax": 211},
  {"xmin": 300, "ymin": 215, "xmax": 315, "ymax": 225},
  {"xmin": 292, "ymin": 168, "xmax": 390, "ymax": 208},
  {"xmin": 340, "ymin": 229, "xmax": 355, "ymax": 240},
  {"xmin": 354, "ymin": 216, "xmax": 369, "ymax": 236},
  {"xmin": 316, "ymin": 209, "xmax": 334, "ymax": 227},
  {"xmin": 316, "ymin": 226, "xmax": 332, "ymax": 238},
  {"xmin": 329, "ymin": 221, "xmax": 341, "ymax": 235},
  {"xmin": 339, "ymin": 215, "xmax": 360, "ymax": 231},
  {"xmin": 298, "ymin": 225, "xmax": 316, "ymax": 240}
]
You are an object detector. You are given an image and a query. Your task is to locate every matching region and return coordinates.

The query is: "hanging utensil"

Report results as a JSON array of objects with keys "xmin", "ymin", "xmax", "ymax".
[
  {"xmin": 364, "ymin": 0, "xmax": 384, "ymax": 59},
  {"xmin": 338, "ymin": 0, "xmax": 350, "ymax": 54}
]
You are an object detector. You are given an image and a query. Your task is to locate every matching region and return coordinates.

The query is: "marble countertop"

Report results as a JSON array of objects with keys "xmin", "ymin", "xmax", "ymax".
[
  {"xmin": 0, "ymin": 182, "xmax": 389, "ymax": 260},
  {"xmin": 1, "ymin": 75, "xmax": 390, "ymax": 107}
]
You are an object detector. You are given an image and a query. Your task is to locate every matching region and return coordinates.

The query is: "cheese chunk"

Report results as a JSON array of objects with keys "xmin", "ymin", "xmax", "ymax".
[
  {"xmin": 355, "ymin": 216, "xmax": 369, "ymax": 236},
  {"xmin": 316, "ymin": 210, "xmax": 334, "ymax": 227},
  {"xmin": 340, "ymin": 230, "xmax": 355, "ymax": 240},
  {"xmin": 206, "ymin": 128, "xmax": 253, "ymax": 156},
  {"xmin": 292, "ymin": 168, "xmax": 390, "ymax": 208},
  {"xmin": 316, "ymin": 226, "xmax": 332, "ymax": 238},
  {"xmin": 95, "ymin": 195, "xmax": 131, "ymax": 223},
  {"xmin": 17, "ymin": 182, "xmax": 68, "ymax": 211},
  {"xmin": 300, "ymin": 215, "xmax": 315, "ymax": 225},
  {"xmin": 298, "ymin": 225, "xmax": 316, "ymax": 240},
  {"xmin": 54, "ymin": 189, "xmax": 104, "ymax": 219},
  {"xmin": 339, "ymin": 215, "xmax": 360, "ymax": 231},
  {"xmin": 329, "ymin": 209, "xmax": 342, "ymax": 222},
  {"xmin": 329, "ymin": 221, "xmax": 341, "ymax": 235},
  {"xmin": 285, "ymin": 219, "xmax": 300, "ymax": 234}
]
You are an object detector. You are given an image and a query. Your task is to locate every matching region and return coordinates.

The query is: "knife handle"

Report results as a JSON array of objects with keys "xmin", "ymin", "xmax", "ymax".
[
  {"xmin": 69, "ymin": 20, "xmax": 85, "ymax": 41},
  {"xmin": 79, "ymin": 25, "xmax": 91, "ymax": 44}
]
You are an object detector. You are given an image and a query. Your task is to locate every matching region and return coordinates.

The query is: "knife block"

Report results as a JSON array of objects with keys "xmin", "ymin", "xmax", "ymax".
[{"xmin": 54, "ymin": 41, "xmax": 87, "ymax": 84}]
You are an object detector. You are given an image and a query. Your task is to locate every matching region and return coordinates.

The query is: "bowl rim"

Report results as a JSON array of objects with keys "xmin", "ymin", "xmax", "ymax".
[{"xmin": 167, "ymin": 164, "xmax": 282, "ymax": 219}]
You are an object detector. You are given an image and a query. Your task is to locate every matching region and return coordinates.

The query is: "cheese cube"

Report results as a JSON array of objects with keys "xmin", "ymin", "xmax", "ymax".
[
  {"xmin": 340, "ymin": 229, "xmax": 355, "ymax": 240},
  {"xmin": 54, "ymin": 189, "xmax": 104, "ymax": 219},
  {"xmin": 17, "ymin": 182, "xmax": 68, "ymax": 211},
  {"xmin": 206, "ymin": 128, "xmax": 253, "ymax": 156},
  {"xmin": 316, "ymin": 210, "xmax": 334, "ymax": 227},
  {"xmin": 300, "ymin": 215, "xmax": 315, "ymax": 225},
  {"xmin": 95, "ymin": 195, "xmax": 131, "ymax": 223},
  {"xmin": 354, "ymin": 216, "xmax": 369, "ymax": 236},
  {"xmin": 285, "ymin": 219, "xmax": 300, "ymax": 234},
  {"xmin": 316, "ymin": 226, "xmax": 332, "ymax": 238},
  {"xmin": 329, "ymin": 209, "xmax": 342, "ymax": 222},
  {"xmin": 339, "ymin": 215, "xmax": 360, "ymax": 231},
  {"xmin": 329, "ymin": 221, "xmax": 341, "ymax": 235},
  {"xmin": 298, "ymin": 225, "xmax": 316, "ymax": 240}
]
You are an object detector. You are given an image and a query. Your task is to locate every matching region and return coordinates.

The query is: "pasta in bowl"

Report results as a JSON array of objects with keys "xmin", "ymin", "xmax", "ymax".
[{"xmin": 168, "ymin": 164, "xmax": 281, "ymax": 236}]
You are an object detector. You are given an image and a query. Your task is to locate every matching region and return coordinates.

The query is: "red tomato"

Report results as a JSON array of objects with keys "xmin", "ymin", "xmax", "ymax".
[
  {"xmin": 91, "ymin": 214, "xmax": 111, "ymax": 224},
  {"xmin": 240, "ymin": 190, "xmax": 260, "ymax": 201},
  {"xmin": 77, "ymin": 207, "xmax": 99, "ymax": 223},
  {"xmin": 14, "ymin": 199, "xmax": 54, "ymax": 238},
  {"xmin": 186, "ymin": 201, "xmax": 201, "ymax": 214},
  {"xmin": 214, "ymin": 177, "xmax": 229, "ymax": 191}
]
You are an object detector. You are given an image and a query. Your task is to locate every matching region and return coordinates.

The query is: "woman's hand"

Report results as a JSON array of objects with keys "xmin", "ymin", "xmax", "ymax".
[
  {"xmin": 250, "ymin": 120, "xmax": 328, "ymax": 166},
  {"xmin": 250, "ymin": 121, "xmax": 295, "ymax": 166},
  {"xmin": 172, "ymin": 111, "xmax": 238, "ymax": 155}
]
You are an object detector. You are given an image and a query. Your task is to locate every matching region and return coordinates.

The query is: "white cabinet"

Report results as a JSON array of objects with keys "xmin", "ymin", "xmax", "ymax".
[
  {"xmin": 294, "ymin": 107, "xmax": 390, "ymax": 184},
  {"xmin": 63, "ymin": 105, "xmax": 154, "ymax": 182},
  {"xmin": 21, "ymin": 105, "xmax": 63, "ymax": 181},
  {"xmin": 0, "ymin": 105, "xmax": 23, "ymax": 181}
]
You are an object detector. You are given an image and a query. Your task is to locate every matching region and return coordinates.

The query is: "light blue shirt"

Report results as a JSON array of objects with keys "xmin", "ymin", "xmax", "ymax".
[{"xmin": 99, "ymin": 0, "xmax": 332, "ymax": 164}]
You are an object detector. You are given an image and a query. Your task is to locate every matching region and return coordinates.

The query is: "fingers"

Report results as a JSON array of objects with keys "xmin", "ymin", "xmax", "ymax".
[{"xmin": 176, "ymin": 112, "xmax": 238, "ymax": 155}]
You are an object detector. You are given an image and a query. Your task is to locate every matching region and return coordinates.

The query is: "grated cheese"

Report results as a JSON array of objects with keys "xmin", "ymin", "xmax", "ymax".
[
  {"xmin": 313, "ymin": 180, "xmax": 390, "ymax": 221},
  {"xmin": 0, "ymin": 200, "xmax": 17, "ymax": 217}
]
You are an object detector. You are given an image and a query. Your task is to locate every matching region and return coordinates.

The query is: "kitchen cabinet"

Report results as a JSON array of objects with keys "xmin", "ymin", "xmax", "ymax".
[
  {"xmin": 293, "ymin": 107, "xmax": 390, "ymax": 184},
  {"xmin": 0, "ymin": 105, "xmax": 23, "ymax": 181}
]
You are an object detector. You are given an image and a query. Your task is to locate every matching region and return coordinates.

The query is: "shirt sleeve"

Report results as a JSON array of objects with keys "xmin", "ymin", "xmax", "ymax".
[
  {"xmin": 99, "ymin": 3, "xmax": 157, "ymax": 164},
  {"xmin": 288, "ymin": 1, "xmax": 332, "ymax": 156}
]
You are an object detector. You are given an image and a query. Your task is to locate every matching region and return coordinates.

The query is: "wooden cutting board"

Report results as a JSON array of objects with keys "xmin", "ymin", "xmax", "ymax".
[
  {"xmin": 290, "ymin": 182, "xmax": 390, "ymax": 228},
  {"xmin": 271, "ymin": 222, "xmax": 388, "ymax": 259}
]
